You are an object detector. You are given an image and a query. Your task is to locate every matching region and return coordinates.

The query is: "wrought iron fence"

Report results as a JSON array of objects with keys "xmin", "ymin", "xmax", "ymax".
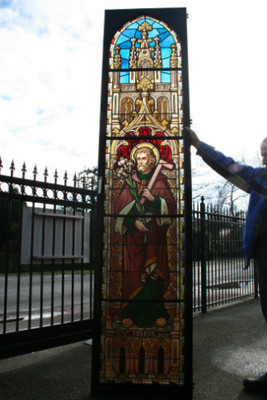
[
  {"xmin": 0, "ymin": 158, "xmax": 259, "ymax": 356},
  {"xmin": 0, "ymin": 158, "xmax": 97, "ymax": 357},
  {"xmin": 192, "ymin": 196, "xmax": 258, "ymax": 313}
]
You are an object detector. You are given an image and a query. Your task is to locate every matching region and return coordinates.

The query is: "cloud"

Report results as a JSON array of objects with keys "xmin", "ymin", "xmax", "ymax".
[
  {"xmin": 0, "ymin": 0, "xmax": 104, "ymax": 177},
  {"xmin": 1, "ymin": 0, "xmax": 267, "ymax": 180}
]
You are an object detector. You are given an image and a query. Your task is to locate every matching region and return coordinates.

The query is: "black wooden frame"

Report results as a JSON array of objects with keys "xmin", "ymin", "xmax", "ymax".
[{"xmin": 92, "ymin": 7, "xmax": 192, "ymax": 399}]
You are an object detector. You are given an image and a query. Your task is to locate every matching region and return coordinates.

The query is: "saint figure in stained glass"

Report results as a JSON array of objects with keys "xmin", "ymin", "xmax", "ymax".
[{"xmin": 114, "ymin": 132, "xmax": 175, "ymax": 328}]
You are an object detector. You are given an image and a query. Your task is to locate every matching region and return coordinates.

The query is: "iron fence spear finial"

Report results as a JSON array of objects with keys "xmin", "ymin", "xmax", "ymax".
[
  {"xmin": 22, "ymin": 162, "xmax": 27, "ymax": 179},
  {"xmin": 10, "ymin": 160, "xmax": 15, "ymax": 177}
]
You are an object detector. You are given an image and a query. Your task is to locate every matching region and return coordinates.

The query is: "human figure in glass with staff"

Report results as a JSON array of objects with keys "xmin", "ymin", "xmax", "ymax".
[{"xmin": 114, "ymin": 134, "xmax": 175, "ymax": 329}]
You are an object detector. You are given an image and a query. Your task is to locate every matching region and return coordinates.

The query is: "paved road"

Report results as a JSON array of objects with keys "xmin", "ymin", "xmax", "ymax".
[
  {"xmin": 0, "ymin": 261, "xmax": 256, "ymax": 333},
  {"xmin": 0, "ymin": 273, "xmax": 92, "ymax": 314},
  {"xmin": 1, "ymin": 259, "xmax": 253, "ymax": 315},
  {"xmin": 0, "ymin": 273, "xmax": 93, "ymax": 332}
]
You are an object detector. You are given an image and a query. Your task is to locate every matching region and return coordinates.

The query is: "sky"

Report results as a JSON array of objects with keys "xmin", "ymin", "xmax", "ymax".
[{"xmin": 1, "ymin": 0, "xmax": 267, "ymax": 186}]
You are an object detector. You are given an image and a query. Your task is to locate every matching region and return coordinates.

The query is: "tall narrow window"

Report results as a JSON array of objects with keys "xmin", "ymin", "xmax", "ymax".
[
  {"xmin": 93, "ymin": 8, "xmax": 192, "ymax": 399},
  {"xmin": 121, "ymin": 97, "xmax": 133, "ymax": 123},
  {"xmin": 119, "ymin": 346, "xmax": 126, "ymax": 373},
  {"xmin": 138, "ymin": 347, "xmax": 145, "ymax": 374},
  {"xmin": 158, "ymin": 96, "xmax": 169, "ymax": 122},
  {"xmin": 158, "ymin": 347, "xmax": 165, "ymax": 375}
]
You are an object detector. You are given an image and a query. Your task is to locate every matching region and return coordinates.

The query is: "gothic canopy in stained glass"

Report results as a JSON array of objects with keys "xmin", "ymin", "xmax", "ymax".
[{"xmin": 110, "ymin": 16, "xmax": 181, "ymax": 84}]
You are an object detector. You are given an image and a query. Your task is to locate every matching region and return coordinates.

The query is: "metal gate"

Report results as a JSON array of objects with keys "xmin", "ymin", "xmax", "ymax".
[{"xmin": 0, "ymin": 161, "xmax": 97, "ymax": 358}]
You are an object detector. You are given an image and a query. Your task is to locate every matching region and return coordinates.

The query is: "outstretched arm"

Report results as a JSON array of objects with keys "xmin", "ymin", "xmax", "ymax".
[
  {"xmin": 185, "ymin": 127, "xmax": 201, "ymax": 149},
  {"xmin": 185, "ymin": 126, "xmax": 255, "ymax": 193}
]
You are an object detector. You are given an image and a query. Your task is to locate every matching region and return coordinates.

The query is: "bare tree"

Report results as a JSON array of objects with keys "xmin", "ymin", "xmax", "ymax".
[
  {"xmin": 77, "ymin": 167, "xmax": 98, "ymax": 191},
  {"xmin": 191, "ymin": 154, "xmax": 258, "ymax": 212},
  {"xmin": 217, "ymin": 180, "xmax": 249, "ymax": 215}
]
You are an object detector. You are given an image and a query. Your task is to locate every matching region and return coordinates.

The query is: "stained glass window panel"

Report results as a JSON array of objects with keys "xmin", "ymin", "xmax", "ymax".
[{"xmin": 93, "ymin": 8, "xmax": 191, "ymax": 399}]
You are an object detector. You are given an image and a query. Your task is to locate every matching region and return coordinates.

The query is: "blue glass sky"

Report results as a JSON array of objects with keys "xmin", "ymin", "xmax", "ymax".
[{"xmin": 114, "ymin": 16, "xmax": 177, "ymax": 83}]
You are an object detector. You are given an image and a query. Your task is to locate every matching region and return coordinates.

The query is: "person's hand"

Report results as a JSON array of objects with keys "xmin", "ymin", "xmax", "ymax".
[
  {"xmin": 135, "ymin": 219, "xmax": 149, "ymax": 232},
  {"xmin": 141, "ymin": 188, "xmax": 155, "ymax": 202},
  {"xmin": 185, "ymin": 127, "xmax": 201, "ymax": 149}
]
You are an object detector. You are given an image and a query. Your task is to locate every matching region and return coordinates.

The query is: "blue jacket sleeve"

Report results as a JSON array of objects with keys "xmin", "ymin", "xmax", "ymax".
[{"xmin": 197, "ymin": 142, "xmax": 256, "ymax": 193}]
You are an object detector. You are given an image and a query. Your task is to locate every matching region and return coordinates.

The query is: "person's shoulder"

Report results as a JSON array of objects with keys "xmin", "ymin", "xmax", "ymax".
[{"xmin": 255, "ymin": 167, "xmax": 267, "ymax": 180}]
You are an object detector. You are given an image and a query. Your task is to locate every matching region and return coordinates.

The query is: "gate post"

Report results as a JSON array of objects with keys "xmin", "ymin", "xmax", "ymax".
[{"xmin": 200, "ymin": 196, "xmax": 207, "ymax": 313}]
